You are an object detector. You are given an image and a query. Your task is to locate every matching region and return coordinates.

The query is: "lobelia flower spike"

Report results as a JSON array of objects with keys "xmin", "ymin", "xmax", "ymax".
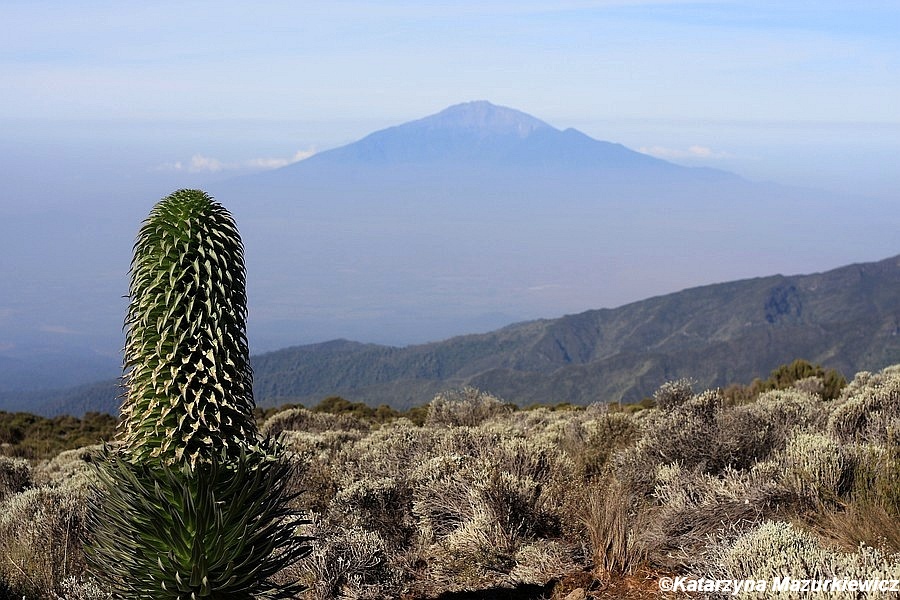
[
  {"xmin": 88, "ymin": 190, "xmax": 311, "ymax": 599},
  {"xmin": 119, "ymin": 189, "xmax": 257, "ymax": 466}
]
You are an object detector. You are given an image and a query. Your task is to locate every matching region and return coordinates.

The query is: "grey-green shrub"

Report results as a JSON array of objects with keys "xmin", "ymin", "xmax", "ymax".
[
  {"xmin": 744, "ymin": 389, "xmax": 831, "ymax": 443},
  {"xmin": 0, "ymin": 455, "xmax": 31, "ymax": 500},
  {"xmin": 640, "ymin": 389, "xmax": 724, "ymax": 472},
  {"xmin": 329, "ymin": 476, "xmax": 416, "ymax": 550},
  {"xmin": 34, "ymin": 444, "xmax": 102, "ymax": 487},
  {"xmin": 0, "ymin": 479, "xmax": 91, "ymax": 598},
  {"xmin": 261, "ymin": 406, "xmax": 368, "ymax": 437},
  {"xmin": 780, "ymin": 432, "xmax": 851, "ymax": 505},
  {"xmin": 293, "ymin": 517, "xmax": 395, "ymax": 600},
  {"xmin": 426, "ymin": 387, "xmax": 513, "ymax": 427},
  {"xmin": 653, "ymin": 378, "xmax": 695, "ymax": 411},
  {"xmin": 843, "ymin": 440, "xmax": 900, "ymax": 533},
  {"xmin": 829, "ymin": 367, "xmax": 900, "ymax": 444},
  {"xmin": 555, "ymin": 409, "xmax": 637, "ymax": 481},
  {"xmin": 716, "ymin": 521, "xmax": 900, "ymax": 598}
]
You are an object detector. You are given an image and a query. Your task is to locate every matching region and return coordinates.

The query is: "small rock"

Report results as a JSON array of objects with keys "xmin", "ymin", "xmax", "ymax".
[{"xmin": 564, "ymin": 588, "xmax": 586, "ymax": 600}]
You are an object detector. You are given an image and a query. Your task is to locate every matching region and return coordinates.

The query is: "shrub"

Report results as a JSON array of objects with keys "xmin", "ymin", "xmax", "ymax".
[
  {"xmin": 0, "ymin": 411, "xmax": 117, "ymax": 461},
  {"xmin": 653, "ymin": 378, "xmax": 695, "ymax": 412},
  {"xmin": 292, "ymin": 518, "xmax": 395, "ymax": 600},
  {"xmin": 849, "ymin": 438, "xmax": 900, "ymax": 518},
  {"xmin": 55, "ymin": 576, "xmax": 111, "ymax": 600},
  {"xmin": 713, "ymin": 404, "xmax": 777, "ymax": 471},
  {"xmin": 426, "ymin": 387, "xmax": 514, "ymax": 427},
  {"xmin": 779, "ymin": 432, "xmax": 851, "ymax": 506},
  {"xmin": 337, "ymin": 419, "xmax": 441, "ymax": 483},
  {"xmin": 644, "ymin": 462, "xmax": 791, "ymax": 572},
  {"xmin": 640, "ymin": 389, "xmax": 724, "ymax": 472},
  {"xmin": 280, "ymin": 429, "xmax": 364, "ymax": 513},
  {"xmin": 409, "ymin": 434, "xmax": 568, "ymax": 549},
  {"xmin": 0, "ymin": 456, "xmax": 31, "ymax": 500},
  {"xmin": 34, "ymin": 444, "xmax": 102, "ymax": 487},
  {"xmin": 311, "ymin": 395, "xmax": 399, "ymax": 423},
  {"xmin": 510, "ymin": 539, "xmax": 580, "ymax": 585},
  {"xmin": 0, "ymin": 479, "xmax": 92, "ymax": 598},
  {"xmin": 438, "ymin": 506, "xmax": 519, "ymax": 579},
  {"xmin": 555, "ymin": 409, "xmax": 638, "ymax": 481},
  {"xmin": 724, "ymin": 359, "xmax": 847, "ymax": 404},
  {"xmin": 745, "ymin": 389, "xmax": 831, "ymax": 442},
  {"xmin": 829, "ymin": 367, "xmax": 900, "ymax": 444},
  {"xmin": 837, "ymin": 365, "xmax": 900, "ymax": 401},
  {"xmin": 411, "ymin": 453, "xmax": 479, "ymax": 542},
  {"xmin": 630, "ymin": 383, "xmax": 831, "ymax": 487},
  {"xmin": 811, "ymin": 438, "xmax": 900, "ymax": 554},
  {"xmin": 715, "ymin": 521, "xmax": 900, "ymax": 597},
  {"xmin": 764, "ymin": 359, "xmax": 846, "ymax": 400},
  {"xmin": 261, "ymin": 406, "xmax": 368, "ymax": 437},
  {"xmin": 329, "ymin": 476, "xmax": 416, "ymax": 551}
]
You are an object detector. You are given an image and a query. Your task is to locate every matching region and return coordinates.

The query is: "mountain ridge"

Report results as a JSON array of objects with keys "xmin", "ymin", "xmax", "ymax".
[
  {"xmin": 12, "ymin": 254, "xmax": 899, "ymax": 416},
  {"xmin": 187, "ymin": 253, "xmax": 900, "ymax": 409}
]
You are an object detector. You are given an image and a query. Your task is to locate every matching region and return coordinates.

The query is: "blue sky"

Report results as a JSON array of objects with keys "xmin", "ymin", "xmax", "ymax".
[
  {"xmin": 4, "ymin": 2, "xmax": 899, "ymax": 121},
  {"xmin": 1, "ymin": 3, "xmax": 895, "ymax": 111},
  {"xmin": 2, "ymin": 2, "xmax": 899, "ymax": 191},
  {"xmin": 1, "ymin": 1, "xmax": 899, "ymax": 369},
  {"xmin": 3, "ymin": 1, "xmax": 899, "ymax": 198}
]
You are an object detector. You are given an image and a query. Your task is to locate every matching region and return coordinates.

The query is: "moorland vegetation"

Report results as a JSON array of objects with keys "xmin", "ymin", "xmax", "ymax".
[{"xmin": 1, "ymin": 360, "xmax": 898, "ymax": 599}]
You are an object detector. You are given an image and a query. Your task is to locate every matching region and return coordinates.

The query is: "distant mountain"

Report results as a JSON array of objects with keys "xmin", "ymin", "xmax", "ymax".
[
  {"xmin": 283, "ymin": 101, "xmax": 693, "ymax": 171},
  {"xmin": 211, "ymin": 101, "xmax": 890, "ymax": 353},
  {"xmin": 15, "ymin": 255, "xmax": 900, "ymax": 416},
  {"xmin": 0, "ymin": 380, "xmax": 120, "ymax": 416},
  {"xmin": 0, "ymin": 350, "xmax": 119, "ymax": 393},
  {"xmin": 247, "ymin": 254, "xmax": 900, "ymax": 409},
  {"xmin": 236, "ymin": 100, "xmax": 733, "ymax": 186}
]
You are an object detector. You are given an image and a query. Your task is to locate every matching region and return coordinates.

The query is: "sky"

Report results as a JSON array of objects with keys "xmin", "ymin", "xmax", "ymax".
[
  {"xmin": 1, "ymin": 1, "xmax": 899, "ymax": 383},
  {"xmin": 3, "ymin": 1, "xmax": 899, "ymax": 197}
]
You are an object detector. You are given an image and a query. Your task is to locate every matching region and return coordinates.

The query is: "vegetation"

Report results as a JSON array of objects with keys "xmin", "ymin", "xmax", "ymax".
[
  {"xmin": 0, "ymin": 411, "xmax": 116, "ymax": 460},
  {"xmin": 2, "ymin": 357, "xmax": 898, "ymax": 598},
  {"xmin": 724, "ymin": 358, "xmax": 847, "ymax": 403},
  {"xmin": 84, "ymin": 190, "xmax": 311, "ymax": 599}
]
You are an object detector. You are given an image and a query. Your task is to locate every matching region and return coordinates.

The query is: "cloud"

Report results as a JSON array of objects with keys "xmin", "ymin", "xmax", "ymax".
[
  {"xmin": 39, "ymin": 324, "xmax": 79, "ymax": 335},
  {"xmin": 639, "ymin": 145, "xmax": 733, "ymax": 160},
  {"xmin": 526, "ymin": 284, "xmax": 565, "ymax": 292},
  {"xmin": 244, "ymin": 149, "xmax": 317, "ymax": 170},
  {"xmin": 154, "ymin": 149, "xmax": 316, "ymax": 173},
  {"xmin": 188, "ymin": 154, "xmax": 225, "ymax": 173}
]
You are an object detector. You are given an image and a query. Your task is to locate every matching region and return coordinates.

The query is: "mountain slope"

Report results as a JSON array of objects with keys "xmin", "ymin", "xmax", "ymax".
[
  {"xmin": 247, "ymin": 255, "xmax": 900, "ymax": 409},
  {"xmin": 16, "ymin": 254, "xmax": 897, "ymax": 416}
]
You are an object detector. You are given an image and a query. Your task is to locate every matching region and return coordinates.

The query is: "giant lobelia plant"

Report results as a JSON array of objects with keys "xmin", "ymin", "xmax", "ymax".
[{"xmin": 88, "ymin": 189, "xmax": 311, "ymax": 599}]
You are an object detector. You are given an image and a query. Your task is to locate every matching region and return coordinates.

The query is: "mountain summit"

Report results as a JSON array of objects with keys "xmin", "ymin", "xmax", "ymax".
[
  {"xmin": 278, "ymin": 100, "xmax": 677, "ymax": 169},
  {"xmin": 405, "ymin": 101, "xmax": 552, "ymax": 138}
]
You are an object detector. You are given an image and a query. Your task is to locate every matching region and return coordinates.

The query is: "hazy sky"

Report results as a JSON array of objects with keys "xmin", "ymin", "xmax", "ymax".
[
  {"xmin": 2, "ymin": 1, "xmax": 899, "ymax": 372},
  {"xmin": 4, "ymin": 1, "xmax": 899, "ymax": 121},
  {"xmin": 3, "ymin": 1, "xmax": 899, "ymax": 196}
]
